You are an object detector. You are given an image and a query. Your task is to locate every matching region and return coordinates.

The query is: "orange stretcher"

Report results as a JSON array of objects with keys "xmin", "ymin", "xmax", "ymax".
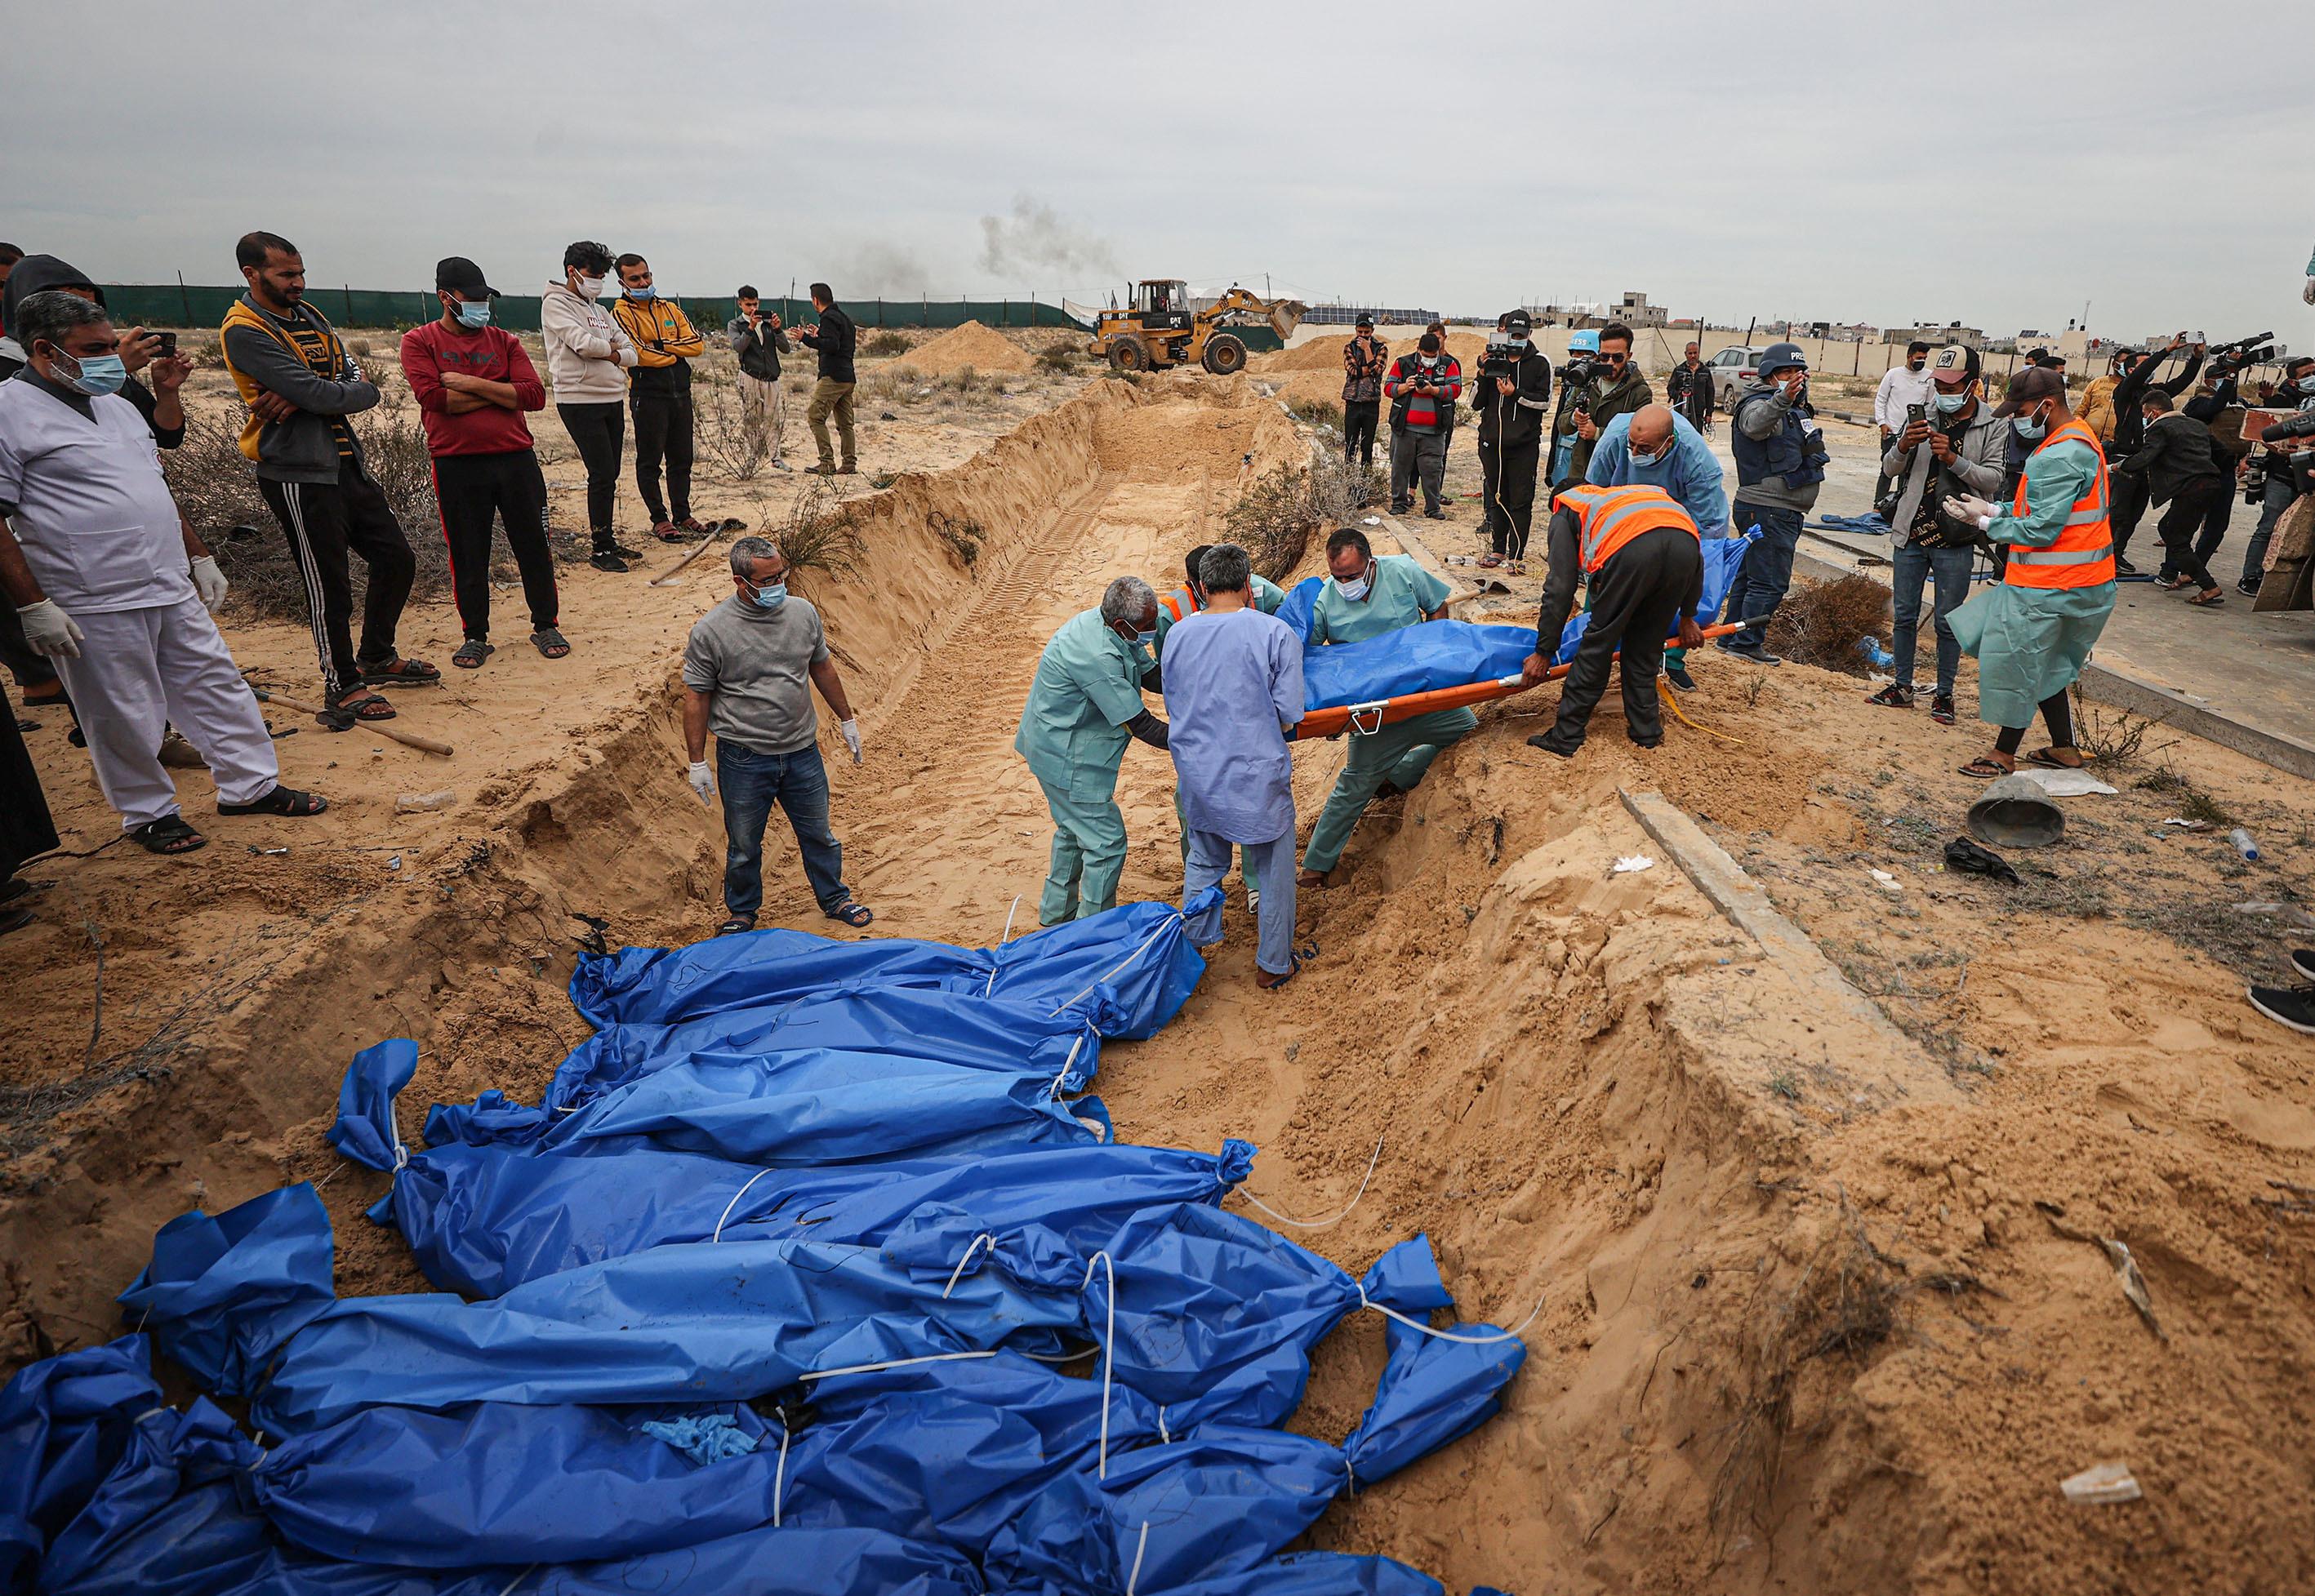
[{"xmin": 1289, "ymin": 620, "xmax": 1755, "ymax": 740}]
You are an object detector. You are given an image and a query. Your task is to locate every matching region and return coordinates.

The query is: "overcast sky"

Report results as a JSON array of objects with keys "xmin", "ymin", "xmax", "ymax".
[{"xmin": 7, "ymin": 1, "xmax": 2308, "ymax": 343}]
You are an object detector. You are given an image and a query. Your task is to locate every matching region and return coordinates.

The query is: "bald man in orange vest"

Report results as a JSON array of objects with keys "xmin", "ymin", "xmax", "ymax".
[{"xmin": 1519, "ymin": 483, "xmax": 1705, "ymax": 756}]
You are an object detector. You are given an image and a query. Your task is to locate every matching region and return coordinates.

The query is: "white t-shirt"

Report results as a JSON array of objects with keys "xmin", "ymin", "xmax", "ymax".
[
  {"xmin": 0, "ymin": 378, "xmax": 193, "ymax": 614},
  {"xmin": 1874, "ymin": 363, "xmax": 1936, "ymax": 430}
]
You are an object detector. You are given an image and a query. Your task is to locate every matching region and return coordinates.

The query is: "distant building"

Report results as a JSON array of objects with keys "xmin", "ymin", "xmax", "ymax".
[
  {"xmin": 1888, "ymin": 322, "xmax": 1986, "ymax": 349},
  {"xmin": 1612, "ymin": 291, "xmax": 1668, "ymax": 328}
]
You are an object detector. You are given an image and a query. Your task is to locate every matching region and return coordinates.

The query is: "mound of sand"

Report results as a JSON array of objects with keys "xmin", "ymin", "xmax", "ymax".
[
  {"xmin": 899, "ymin": 318, "xmax": 1032, "ymax": 377},
  {"xmin": 1257, "ymin": 330, "xmax": 1491, "ymax": 380}
]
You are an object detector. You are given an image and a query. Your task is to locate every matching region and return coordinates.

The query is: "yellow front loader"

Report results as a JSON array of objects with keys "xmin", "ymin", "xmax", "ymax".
[{"xmin": 1087, "ymin": 280, "xmax": 1308, "ymax": 375}]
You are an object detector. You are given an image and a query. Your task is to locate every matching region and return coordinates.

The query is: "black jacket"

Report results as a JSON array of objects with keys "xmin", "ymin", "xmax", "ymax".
[
  {"xmin": 1665, "ymin": 362, "xmax": 1714, "ymax": 427},
  {"xmin": 2109, "ymin": 347, "xmax": 2203, "ymax": 455},
  {"xmin": 799, "ymin": 305, "xmax": 857, "ymax": 383},
  {"xmin": 1471, "ymin": 348, "xmax": 1553, "ymax": 451},
  {"xmin": 2117, "ymin": 412, "xmax": 2222, "ymax": 506}
]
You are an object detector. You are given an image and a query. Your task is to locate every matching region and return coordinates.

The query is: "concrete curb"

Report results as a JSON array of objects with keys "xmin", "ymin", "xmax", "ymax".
[
  {"xmin": 1618, "ymin": 787, "xmax": 1954, "ymax": 1104},
  {"xmin": 1791, "ymin": 548, "xmax": 2315, "ymax": 780}
]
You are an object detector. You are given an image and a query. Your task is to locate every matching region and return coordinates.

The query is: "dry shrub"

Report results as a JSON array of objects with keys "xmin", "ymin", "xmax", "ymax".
[
  {"xmin": 859, "ymin": 363, "xmax": 926, "ymax": 405},
  {"xmin": 1288, "ymin": 396, "xmax": 1343, "ymax": 431},
  {"xmin": 778, "ymin": 478, "xmax": 866, "ymax": 579},
  {"xmin": 1762, "ymin": 575, "xmax": 1890, "ymax": 674},
  {"xmin": 1221, "ymin": 456, "xmax": 1387, "ymax": 584},
  {"xmin": 1712, "ymin": 1203, "xmax": 1912, "ymax": 1537},
  {"xmin": 693, "ymin": 376, "xmax": 771, "ymax": 481},
  {"xmin": 926, "ymin": 509, "xmax": 982, "ymax": 567},
  {"xmin": 860, "ymin": 330, "xmax": 913, "ymax": 358},
  {"xmin": 1036, "ymin": 340, "xmax": 1086, "ymax": 373},
  {"xmin": 165, "ymin": 409, "xmax": 447, "ymax": 623},
  {"xmin": 2070, "ymin": 687, "xmax": 2172, "ymax": 767}
]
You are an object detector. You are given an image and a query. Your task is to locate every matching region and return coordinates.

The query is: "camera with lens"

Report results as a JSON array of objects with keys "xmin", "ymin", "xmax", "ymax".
[
  {"xmin": 2207, "ymin": 331, "xmax": 2276, "ymax": 379},
  {"xmin": 1479, "ymin": 336, "xmax": 1525, "ymax": 380},
  {"xmin": 1559, "ymin": 356, "xmax": 1602, "ymax": 389},
  {"xmin": 2243, "ymin": 455, "xmax": 2267, "ymax": 504}
]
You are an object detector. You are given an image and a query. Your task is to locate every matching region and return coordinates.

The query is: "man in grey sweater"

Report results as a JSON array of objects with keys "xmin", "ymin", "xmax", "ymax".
[{"xmin": 1867, "ymin": 345, "xmax": 2006, "ymax": 723}]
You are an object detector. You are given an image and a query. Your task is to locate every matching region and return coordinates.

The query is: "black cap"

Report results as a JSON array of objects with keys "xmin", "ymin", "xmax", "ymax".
[
  {"xmin": 1504, "ymin": 311, "xmax": 1534, "ymax": 334},
  {"xmin": 434, "ymin": 256, "xmax": 497, "ymax": 299},
  {"xmin": 1993, "ymin": 365, "xmax": 2066, "ymax": 416},
  {"xmin": 1354, "ymin": 312, "xmax": 1373, "ymax": 328}
]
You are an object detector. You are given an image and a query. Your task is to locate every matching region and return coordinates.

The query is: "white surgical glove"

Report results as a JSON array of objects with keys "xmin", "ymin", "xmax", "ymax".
[
  {"xmin": 17, "ymin": 599, "xmax": 83, "ymax": 659},
  {"xmin": 189, "ymin": 554, "xmax": 229, "ymax": 611},
  {"xmin": 839, "ymin": 719, "xmax": 862, "ymax": 763},
  {"xmin": 687, "ymin": 760, "xmax": 715, "ymax": 806},
  {"xmin": 1942, "ymin": 493, "xmax": 1996, "ymax": 531}
]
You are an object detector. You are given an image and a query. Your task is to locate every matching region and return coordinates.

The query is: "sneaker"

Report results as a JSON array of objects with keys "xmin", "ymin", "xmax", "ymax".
[
  {"xmin": 2247, "ymin": 984, "xmax": 2315, "ymax": 1036},
  {"xmin": 2291, "ymin": 949, "xmax": 2315, "ymax": 981},
  {"xmin": 2115, "ymin": 556, "xmax": 2139, "ymax": 576},
  {"xmin": 1930, "ymin": 693, "xmax": 1957, "ymax": 725},
  {"xmin": 1245, "ymin": 889, "xmax": 1261, "ymax": 914},
  {"xmin": 2238, "ymin": 577, "xmax": 2263, "ymax": 597},
  {"xmin": 1663, "ymin": 665, "xmax": 1697, "ymax": 693},
  {"xmin": 1718, "ymin": 640, "xmax": 1783, "ymax": 665},
  {"xmin": 590, "ymin": 549, "xmax": 630, "ymax": 573},
  {"xmin": 1866, "ymin": 682, "xmax": 1914, "ymax": 709},
  {"xmin": 1423, "ymin": 509, "xmax": 1447, "ymax": 520}
]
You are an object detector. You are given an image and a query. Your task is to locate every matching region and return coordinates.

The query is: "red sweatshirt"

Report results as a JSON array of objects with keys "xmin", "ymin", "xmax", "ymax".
[{"xmin": 399, "ymin": 321, "xmax": 546, "ymax": 456}]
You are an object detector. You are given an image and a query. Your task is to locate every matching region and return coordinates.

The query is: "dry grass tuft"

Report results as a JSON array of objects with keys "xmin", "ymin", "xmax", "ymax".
[
  {"xmin": 1763, "ymin": 575, "xmax": 1890, "ymax": 674},
  {"xmin": 1220, "ymin": 456, "xmax": 1384, "ymax": 584},
  {"xmin": 2070, "ymin": 687, "xmax": 2172, "ymax": 767},
  {"xmin": 777, "ymin": 478, "xmax": 866, "ymax": 579},
  {"xmin": 860, "ymin": 330, "xmax": 914, "ymax": 358},
  {"xmin": 692, "ymin": 375, "xmax": 773, "ymax": 481}
]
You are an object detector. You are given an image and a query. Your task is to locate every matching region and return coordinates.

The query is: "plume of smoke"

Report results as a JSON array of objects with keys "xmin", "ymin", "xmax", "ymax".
[{"xmin": 977, "ymin": 194, "xmax": 1117, "ymax": 280}]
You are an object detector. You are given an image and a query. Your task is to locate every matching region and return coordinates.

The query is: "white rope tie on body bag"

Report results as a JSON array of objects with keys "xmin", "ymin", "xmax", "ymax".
[
  {"xmin": 1355, "ymin": 1286, "xmax": 1547, "ymax": 1345},
  {"xmin": 1125, "ymin": 1520, "xmax": 1151, "ymax": 1596},
  {"xmin": 1048, "ymin": 913, "xmax": 1184, "ymax": 1018},
  {"xmin": 1084, "ymin": 1250, "xmax": 1119, "ymax": 1478},
  {"xmin": 1048, "ymin": 1034, "xmax": 1087, "ymax": 1098},
  {"xmin": 710, "ymin": 1168, "xmax": 777, "ymax": 1243},
  {"xmin": 985, "ymin": 895, "xmax": 1022, "ymax": 997},
  {"xmin": 940, "ymin": 1234, "xmax": 998, "ymax": 1298},
  {"xmin": 1234, "ymin": 1136, "xmax": 1383, "ymax": 1231}
]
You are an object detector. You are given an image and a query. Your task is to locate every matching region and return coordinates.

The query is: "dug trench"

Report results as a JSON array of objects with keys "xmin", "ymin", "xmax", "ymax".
[{"xmin": 6, "ymin": 375, "xmax": 2315, "ymax": 1594}]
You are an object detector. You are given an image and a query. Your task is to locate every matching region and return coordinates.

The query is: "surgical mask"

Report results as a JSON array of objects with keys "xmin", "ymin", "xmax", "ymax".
[
  {"xmin": 1338, "ymin": 570, "xmax": 1373, "ymax": 602},
  {"xmin": 1508, "ymin": 336, "xmax": 1528, "ymax": 349},
  {"xmin": 453, "ymin": 299, "xmax": 492, "ymax": 328},
  {"xmin": 2012, "ymin": 406, "xmax": 2047, "ymax": 441},
  {"xmin": 1932, "ymin": 390, "xmax": 1971, "ymax": 414},
  {"xmin": 54, "ymin": 349, "xmax": 127, "ymax": 398},
  {"xmin": 1134, "ymin": 628, "xmax": 1156, "ymax": 650},
  {"xmin": 576, "ymin": 274, "xmax": 606, "ymax": 300},
  {"xmin": 1632, "ymin": 440, "xmax": 1671, "ymax": 466},
  {"xmin": 746, "ymin": 580, "xmax": 787, "ymax": 611},
  {"xmin": 2297, "ymin": 374, "xmax": 2315, "ymax": 393},
  {"xmin": 625, "ymin": 284, "xmax": 654, "ymax": 300}
]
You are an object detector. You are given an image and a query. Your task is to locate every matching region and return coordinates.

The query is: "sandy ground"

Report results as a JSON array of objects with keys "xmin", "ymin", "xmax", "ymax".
[{"xmin": 5, "ymin": 353, "xmax": 2315, "ymax": 1595}]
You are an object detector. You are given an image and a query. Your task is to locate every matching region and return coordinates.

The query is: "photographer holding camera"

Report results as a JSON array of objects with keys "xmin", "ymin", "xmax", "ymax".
[
  {"xmin": 2236, "ymin": 353, "xmax": 2314, "ymax": 594},
  {"xmin": 2104, "ymin": 336, "xmax": 2205, "ymax": 574},
  {"xmin": 1548, "ymin": 322, "xmax": 1653, "ymax": 491},
  {"xmin": 1471, "ymin": 310, "xmax": 1552, "ymax": 562},
  {"xmin": 1868, "ymin": 345, "xmax": 2006, "ymax": 725},
  {"xmin": 1382, "ymin": 331, "xmax": 1461, "ymax": 519},
  {"xmin": 1717, "ymin": 342, "xmax": 1828, "ymax": 666}
]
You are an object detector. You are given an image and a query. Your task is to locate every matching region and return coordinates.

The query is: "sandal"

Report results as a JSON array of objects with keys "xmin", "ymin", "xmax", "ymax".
[
  {"xmin": 2156, "ymin": 575, "xmax": 2196, "ymax": 591},
  {"xmin": 218, "ymin": 785, "xmax": 328, "ymax": 817},
  {"xmin": 1957, "ymin": 755, "xmax": 2013, "ymax": 779},
  {"xmin": 130, "ymin": 815, "xmax": 207, "ymax": 854},
  {"xmin": 1257, "ymin": 944, "xmax": 1316, "ymax": 991},
  {"xmin": 650, "ymin": 520, "xmax": 684, "ymax": 543},
  {"xmin": 2184, "ymin": 590, "xmax": 2225, "ymax": 607},
  {"xmin": 452, "ymin": 639, "xmax": 494, "ymax": 669},
  {"xmin": 317, "ymin": 689, "xmax": 395, "ymax": 731},
  {"xmin": 2023, "ymin": 748, "xmax": 2085, "ymax": 771},
  {"xmin": 1867, "ymin": 682, "xmax": 1915, "ymax": 709},
  {"xmin": 532, "ymin": 627, "xmax": 571, "ymax": 660},
  {"xmin": 825, "ymin": 900, "xmax": 875, "ymax": 928},
  {"xmin": 360, "ymin": 656, "xmax": 441, "ymax": 687},
  {"xmin": 1478, "ymin": 553, "xmax": 1505, "ymax": 569}
]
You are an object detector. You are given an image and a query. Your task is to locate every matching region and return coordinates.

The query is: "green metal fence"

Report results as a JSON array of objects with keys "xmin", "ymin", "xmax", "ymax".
[{"xmin": 91, "ymin": 285, "xmax": 1088, "ymax": 335}]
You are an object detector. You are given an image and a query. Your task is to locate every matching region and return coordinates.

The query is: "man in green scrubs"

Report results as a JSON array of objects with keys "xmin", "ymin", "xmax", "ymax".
[
  {"xmin": 1155, "ymin": 542, "xmax": 1289, "ymax": 904},
  {"xmin": 1298, "ymin": 527, "xmax": 1471, "ymax": 886},
  {"xmin": 1014, "ymin": 576, "xmax": 1170, "ymax": 923}
]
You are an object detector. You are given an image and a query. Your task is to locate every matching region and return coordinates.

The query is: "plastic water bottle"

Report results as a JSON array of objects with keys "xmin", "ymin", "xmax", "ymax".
[
  {"xmin": 2228, "ymin": 828, "xmax": 2261, "ymax": 861},
  {"xmin": 1855, "ymin": 636, "xmax": 1895, "ymax": 670}
]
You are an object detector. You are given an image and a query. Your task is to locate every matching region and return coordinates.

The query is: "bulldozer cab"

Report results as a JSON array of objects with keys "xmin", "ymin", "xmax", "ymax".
[{"xmin": 1131, "ymin": 279, "xmax": 1193, "ymax": 331}]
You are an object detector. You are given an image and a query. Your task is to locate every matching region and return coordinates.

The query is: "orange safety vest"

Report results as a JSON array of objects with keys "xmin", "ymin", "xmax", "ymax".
[
  {"xmin": 2004, "ymin": 420, "xmax": 2114, "ymax": 589},
  {"xmin": 1157, "ymin": 587, "xmax": 1199, "ymax": 624},
  {"xmin": 1549, "ymin": 483, "xmax": 1700, "ymax": 572}
]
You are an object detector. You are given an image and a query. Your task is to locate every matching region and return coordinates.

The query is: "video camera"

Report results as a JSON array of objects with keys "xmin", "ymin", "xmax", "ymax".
[{"xmin": 2208, "ymin": 331, "xmax": 2277, "ymax": 378}]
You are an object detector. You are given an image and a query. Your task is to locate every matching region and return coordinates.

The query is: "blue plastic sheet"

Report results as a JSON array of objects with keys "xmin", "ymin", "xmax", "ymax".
[
  {"xmin": 1276, "ymin": 536, "xmax": 1757, "ymax": 710},
  {"xmin": 38, "ymin": 1399, "xmax": 273, "ymax": 1596},
  {"xmin": 256, "ymin": 1231, "xmax": 1084, "ymax": 1434},
  {"xmin": 114, "ymin": 1185, "xmax": 334, "ymax": 1397},
  {"xmin": 569, "ymin": 896, "xmax": 1209, "ymax": 1039},
  {"xmin": 0, "ymin": 1336, "xmax": 162, "ymax": 1589}
]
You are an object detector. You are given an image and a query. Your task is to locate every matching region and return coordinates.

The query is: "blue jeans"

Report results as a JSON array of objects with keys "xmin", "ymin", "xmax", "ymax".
[
  {"xmin": 716, "ymin": 740, "xmax": 847, "ymax": 922},
  {"xmin": 2241, "ymin": 473, "xmax": 2300, "ymax": 589},
  {"xmin": 1723, "ymin": 501, "xmax": 1805, "ymax": 648},
  {"xmin": 1185, "ymin": 829, "xmax": 1299, "ymax": 976},
  {"xmin": 1890, "ymin": 541, "xmax": 1974, "ymax": 696}
]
